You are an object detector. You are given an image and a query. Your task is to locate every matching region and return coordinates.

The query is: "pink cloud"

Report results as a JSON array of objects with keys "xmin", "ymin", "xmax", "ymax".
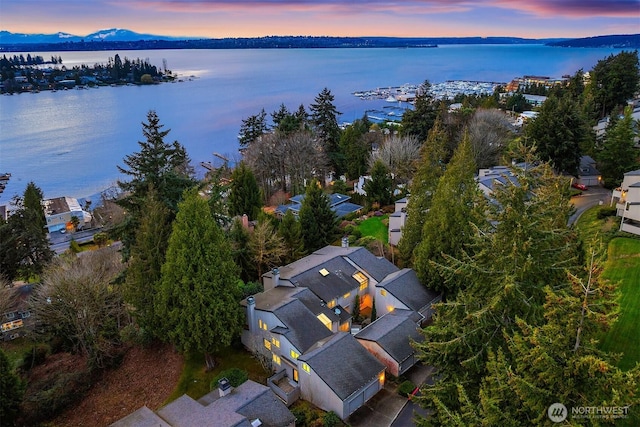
[{"xmin": 491, "ymin": 0, "xmax": 640, "ymax": 18}]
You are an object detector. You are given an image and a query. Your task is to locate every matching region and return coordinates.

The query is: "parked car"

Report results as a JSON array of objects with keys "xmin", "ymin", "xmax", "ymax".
[{"xmin": 572, "ymin": 183, "xmax": 588, "ymax": 191}]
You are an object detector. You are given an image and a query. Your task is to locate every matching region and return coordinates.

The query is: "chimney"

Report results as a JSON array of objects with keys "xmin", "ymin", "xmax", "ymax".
[
  {"xmin": 218, "ymin": 377, "xmax": 232, "ymax": 397},
  {"xmin": 341, "ymin": 236, "xmax": 349, "ymax": 248},
  {"xmin": 247, "ymin": 296, "xmax": 256, "ymax": 334},
  {"xmin": 272, "ymin": 268, "xmax": 280, "ymax": 287},
  {"xmin": 242, "ymin": 214, "xmax": 249, "ymax": 229}
]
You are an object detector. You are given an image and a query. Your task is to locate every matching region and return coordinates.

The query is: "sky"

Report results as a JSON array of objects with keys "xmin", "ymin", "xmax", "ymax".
[{"xmin": 1, "ymin": 0, "xmax": 639, "ymax": 39}]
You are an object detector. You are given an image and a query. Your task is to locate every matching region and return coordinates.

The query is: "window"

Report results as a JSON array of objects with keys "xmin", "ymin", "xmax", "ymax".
[
  {"xmin": 327, "ymin": 299, "xmax": 336, "ymax": 309},
  {"xmin": 5, "ymin": 312, "xmax": 15, "ymax": 320},
  {"xmin": 302, "ymin": 362, "xmax": 311, "ymax": 374},
  {"xmin": 317, "ymin": 313, "xmax": 332, "ymax": 330},
  {"xmin": 20, "ymin": 311, "xmax": 30, "ymax": 319},
  {"xmin": 293, "ymin": 369, "xmax": 299, "ymax": 382},
  {"xmin": 258, "ymin": 319, "xmax": 268, "ymax": 330},
  {"xmin": 339, "ymin": 322, "xmax": 350, "ymax": 332},
  {"xmin": 272, "ymin": 354, "xmax": 281, "ymax": 365},
  {"xmin": 290, "ymin": 349, "xmax": 300, "ymax": 360},
  {"xmin": 343, "ymin": 292, "xmax": 351, "ymax": 299},
  {"xmin": 272, "ymin": 337, "xmax": 280, "ymax": 348},
  {"xmin": 353, "ymin": 271, "xmax": 368, "ymax": 291},
  {"xmin": 380, "ymin": 289, "xmax": 387, "ymax": 297},
  {"xmin": 264, "ymin": 338, "xmax": 271, "ymax": 350}
]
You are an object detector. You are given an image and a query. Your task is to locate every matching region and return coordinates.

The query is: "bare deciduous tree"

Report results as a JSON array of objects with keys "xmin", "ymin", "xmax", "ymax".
[
  {"xmin": 29, "ymin": 247, "xmax": 126, "ymax": 368},
  {"xmin": 466, "ymin": 109, "xmax": 515, "ymax": 169},
  {"xmin": 369, "ymin": 135, "xmax": 421, "ymax": 187},
  {"xmin": 249, "ymin": 220, "xmax": 288, "ymax": 279}
]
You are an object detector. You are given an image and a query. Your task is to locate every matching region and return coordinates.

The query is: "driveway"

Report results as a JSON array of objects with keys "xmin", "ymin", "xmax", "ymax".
[{"xmin": 568, "ymin": 186, "xmax": 611, "ymax": 225}]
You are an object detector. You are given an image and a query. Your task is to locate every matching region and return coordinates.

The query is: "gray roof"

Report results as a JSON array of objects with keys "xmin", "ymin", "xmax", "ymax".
[
  {"xmin": 624, "ymin": 169, "xmax": 640, "ymax": 176},
  {"xmin": 299, "ymin": 333, "xmax": 385, "ymax": 400},
  {"xmin": 292, "ymin": 256, "xmax": 359, "ymax": 302},
  {"xmin": 273, "ymin": 298, "xmax": 333, "ymax": 353},
  {"xmin": 110, "ymin": 406, "xmax": 171, "ymax": 427},
  {"xmin": 377, "ymin": 269, "xmax": 440, "ymax": 312},
  {"xmin": 355, "ymin": 310, "xmax": 423, "ymax": 364},
  {"xmin": 344, "ymin": 247, "xmax": 398, "ymax": 282},
  {"xmin": 295, "ymin": 287, "xmax": 347, "ymax": 324}
]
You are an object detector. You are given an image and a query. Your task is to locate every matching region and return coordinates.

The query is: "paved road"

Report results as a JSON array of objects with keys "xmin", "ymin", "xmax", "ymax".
[
  {"xmin": 48, "ymin": 227, "xmax": 103, "ymax": 254},
  {"xmin": 568, "ymin": 187, "xmax": 611, "ymax": 225}
]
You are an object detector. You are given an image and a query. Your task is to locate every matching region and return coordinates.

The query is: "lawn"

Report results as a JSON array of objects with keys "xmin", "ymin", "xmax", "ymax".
[
  {"xmin": 356, "ymin": 214, "xmax": 389, "ymax": 243},
  {"xmin": 599, "ymin": 237, "xmax": 640, "ymax": 371},
  {"xmin": 165, "ymin": 343, "xmax": 269, "ymax": 403}
]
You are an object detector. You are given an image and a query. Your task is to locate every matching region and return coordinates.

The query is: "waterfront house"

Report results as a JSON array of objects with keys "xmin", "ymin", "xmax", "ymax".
[{"xmin": 43, "ymin": 196, "xmax": 92, "ymax": 233}]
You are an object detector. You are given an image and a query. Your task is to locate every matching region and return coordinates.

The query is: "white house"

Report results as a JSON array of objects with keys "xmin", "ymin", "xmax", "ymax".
[
  {"xmin": 43, "ymin": 196, "xmax": 92, "ymax": 233},
  {"xmin": 612, "ymin": 169, "xmax": 640, "ymax": 236}
]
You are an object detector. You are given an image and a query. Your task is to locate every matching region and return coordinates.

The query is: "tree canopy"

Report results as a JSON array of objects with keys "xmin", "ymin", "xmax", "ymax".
[
  {"xmin": 299, "ymin": 179, "xmax": 340, "ymax": 253},
  {"xmin": 228, "ymin": 162, "xmax": 263, "ymax": 220},
  {"xmin": 596, "ymin": 106, "xmax": 640, "ymax": 188},
  {"xmin": 310, "ymin": 87, "xmax": 342, "ymax": 174}
]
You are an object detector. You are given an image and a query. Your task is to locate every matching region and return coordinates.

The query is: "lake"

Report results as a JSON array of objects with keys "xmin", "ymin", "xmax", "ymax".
[{"xmin": 0, "ymin": 45, "xmax": 625, "ymax": 204}]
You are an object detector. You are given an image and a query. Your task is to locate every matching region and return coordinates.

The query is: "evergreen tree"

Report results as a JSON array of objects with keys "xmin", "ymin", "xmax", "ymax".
[
  {"xmin": 0, "ymin": 347, "xmax": 25, "ymax": 426},
  {"xmin": 398, "ymin": 117, "xmax": 449, "ymax": 266},
  {"xmin": 23, "ymin": 181, "xmax": 46, "ymax": 230},
  {"xmin": 228, "ymin": 217, "xmax": 255, "ymax": 282},
  {"xmin": 596, "ymin": 106, "xmax": 640, "ymax": 188},
  {"xmin": 238, "ymin": 108, "xmax": 268, "ymax": 147},
  {"xmin": 299, "ymin": 179, "xmax": 339, "ymax": 253},
  {"xmin": 339, "ymin": 117, "xmax": 371, "ymax": 180},
  {"xmin": 157, "ymin": 188, "xmax": 243, "ymax": 366},
  {"xmin": 310, "ymin": 88, "xmax": 342, "ymax": 174},
  {"xmin": 117, "ymin": 110, "xmax": 196, "ymax": 257},
  {"xmin": 587, "ymin": 50, "xmax": 640, "ymax": 119},
  {"xmin": 123, "ymin": 188, "xmax": 171, "ymax": 337},
  {"xmin": 401, "ymin": 80, "xmax": 438, "ymax": 142},
  {"xmin": 228, "ymin": 162, "xmax": 263, "ymax": 220},
  {"xmin": 278, "ymin": 210, "xmax": 305, "ymax": 264},
  {"xmin": 525, "ymin": 94, "xmax": 593, "ymax": 174},
  {"xmin": 413, "ymin": 132, "xmax": 481, "ymax": 296},
  {"xmin": 415, "ymin": 144, "xmax": 582, "ymax": 422},
  {"xmin": 364, "ymin": 159, "xmax": 394, "ymax": 207}
]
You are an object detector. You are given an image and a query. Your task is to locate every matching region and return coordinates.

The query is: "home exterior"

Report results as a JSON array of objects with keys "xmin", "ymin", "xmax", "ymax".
[
  {"xmin": 612, "ymin": 169, "xmax": 640, "ymax": 236},
  {"xmin": 1, "ymin": 284, "xmax": 34, "ymax": 342},
  {"xmin": 576, "ymin": 155, "xmax": 602, "ymax": 187},
  {"xmin": 43, "ymin": 196, "xmax": 92, "ymax": 233},
  {"xmin": 241, "ymin": 245, "xmax": 442, "ymax": 420},
  {"xmin": 388, "ymin": 197, "xmax": 408, "ymax": 246},
  {"xmin": 275, "ymin": 192, "xmax": 362, "ymax": 218},
  {"xmin": 355, "ymin": 309, "xmax": 423, "ymax": 377},
  {"xmin": 110, "ymin": 379, "xmax": 295, "ymax": 427}
]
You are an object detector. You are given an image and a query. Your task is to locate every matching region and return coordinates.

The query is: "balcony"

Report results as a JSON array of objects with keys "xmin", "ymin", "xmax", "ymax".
[{"xmin": 267, "ymin": 370, "xmax": 300, "ymax": 407}]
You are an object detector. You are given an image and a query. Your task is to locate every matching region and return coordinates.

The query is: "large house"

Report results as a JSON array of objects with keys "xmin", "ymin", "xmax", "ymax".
[
  {"xmin": 241, "ymin": 245, "xmax": 441, "ymax": 420},
  {"xmin": 111, "ymin": 379, "xmax": 295, "ymax": 427},
  {"xmin": 43, "ymin": 196, "xmax": 92, "ymax": 233},
  {"xmin": 1, "ymin": 284, "xmax": 34, "ymax": 342},
  {"xmin": 612, "ymin": 169, "xmax": 640, "ymax": 236},
  {"xmin": 275, "ymin": 192, "xmax": 362, "ymax": 218}
]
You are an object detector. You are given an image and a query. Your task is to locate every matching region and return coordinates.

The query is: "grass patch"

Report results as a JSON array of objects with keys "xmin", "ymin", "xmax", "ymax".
[
  {"xmin": 574, "ymin": 205, "xmax": 619, "ymax": 246},
  {"xmin": 165, "ymin": 343, "xmax": 268, "ymax": 404},
  {"xmin": 599, "ymin": 237, "xmax": 640, "ymax": 371},
  {"xmin": 357, "ymin": 214, "xmax": 389, "ymax": 243},
  {"xmin": 0, "ymin": 337, "xmax": 37, "ymax": 370}
]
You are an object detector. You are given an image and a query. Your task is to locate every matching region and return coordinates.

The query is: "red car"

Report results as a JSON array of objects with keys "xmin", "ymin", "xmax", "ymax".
[{"xmin": 572, "ymin": 183, "xmax": 588, "ymax": 191}]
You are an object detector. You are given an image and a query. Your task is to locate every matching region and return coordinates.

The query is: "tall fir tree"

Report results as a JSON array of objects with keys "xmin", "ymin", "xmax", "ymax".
[
  {"xmin": 364, "ymin": 159, "xmax": 394, "ymax": 207},
  {"xmin": 338, "ymin": 117, "xmax": 371, "ymax": 180},
  {"xmin": 398, "ymin": 116, "xmax": 449, "ymax": 266},
  {"xmin": 415, "ymin": 143, "xmax": 583, "ymax": 423},
  {"xmin": 400, "ymin": 80, "xmax": 439, "ymax": 142},
  {"xmin": 596, "ymin": 106, "xmax": 640, "ymax": 188},
  {"xmin": 413, "ymin": 132, "xmax": 482, "ymax": 296},
  {"xmin": 117, "ymin": 110, "xmax": 196, "ymax": 257},
  {"xmin": 123, "ymin": 188, "xmax": 172, "ymax": 338},
  {"xmin": 238, "ymin": 108, "xmax": 268, "ymax": 147},
  {"xmin": 299, "ymin": 179, "xmax": 340, "ymax": 253},
  {"xmin": 310, "ymin": 88, "xmax": 342, "ymax": 174},
  {"xmin": 227, "ymin": 162, "xmax": 263, "ymax": 220},
  {"xmin": 278, "ymin": 209, "xmax": 306, "ymax": 264},
  {"xmin": 157, "ymin": 188, "xmax": 243, "ymax": 366}
]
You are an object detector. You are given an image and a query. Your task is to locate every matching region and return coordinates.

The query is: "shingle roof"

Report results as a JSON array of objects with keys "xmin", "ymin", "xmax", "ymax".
[
  {"xmin": 220, "ymin": 381, "xmax": 296, "ymax": 427},
  {"xmin": 377, "ymin": 269, "xmax": 440, "ymax": 312},
  {"xmin": 624, "ymin": 169, "xmax": 640, "ymax": 176},
  {"xmin": 273, "ymin": 299, "xmax": 333, "ymax": 352},
  {"xmin": 298, "ymin": 333, "xmax": 385, "ymax": 400},
  {"xmin": 355, "ymin": 310, "xmax": 423, "ymax": 364},
  {"xmin": 344, "ymin": 247, "xmax": 398, "ymax": 282},
  {"xmin": 110, "ymin": 406, "xmax": 171, "ymax": 427},
  {"xmin": 292, "ymin": 256, "xmax": 359, "ymax": 302}
]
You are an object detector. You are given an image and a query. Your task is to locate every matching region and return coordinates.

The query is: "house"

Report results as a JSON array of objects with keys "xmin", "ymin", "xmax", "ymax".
[
  {"xmin": 612, "ymin": 169, "xmax": 640, "ymax": 236},
  {"xmin": 355, "ymin": 309, "xmax": 424, "ymax": 377},
  {"xmin": 1, "ymin": 284, "xmax": 34, "ymax": 341},
  {"xmin": 241, "ymin": 245, "xmax": 442, "ymax": 419},
  {"xmin": 43, "ymin": 196, "xmax": 92, "ymax": 233},
  {"xmin": 110, "ymin": 379, "xmax": 295, "ymax": 427},
  {"xmin": 388, "ymin": 197, "xmax": 408, "ymax": 246},
  {"xmin": 576, "ymin": 155, "xmax": 602, "ymax": 187},
  {"xmin": 297, "ymin": 333, "xmax": 385, "ymax": 420},
  {"xmin": 275, "ymin": 192, "xmax": 362, "ymax": 218}
]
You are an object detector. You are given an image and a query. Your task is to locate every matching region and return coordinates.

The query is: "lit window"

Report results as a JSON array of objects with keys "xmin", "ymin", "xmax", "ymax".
[
  {"xmin": 258, "ymin": 319, "xmax": 268, "ymax": 330},
  {"xmin": 293, "ymin": 369, "xmax": 299, "ymax": 382},
  {"xmin": 290, "ymin": 349, "xmax": 300, "ymax": 360},
  {"xmin": 380, "ymin": 289, "xmax": 387, "ymax": 297},
  {"xmin": 319, "ymin": 268, "xmax": 330, "ymax": 276},
  {"xmin": 353, "ymin": 271, "xmax": 368, "ymax": 291},
  {"xmin": 302, "ymin": 362, "xmax": 311, "ymax": 374},
  {"xmin": 339, "ymin": 322, "xmax": 350, "ymax": 332},
  {"xmin": 264, "ymin": 338, "xmax": 271, "ymax": 350},
  {"xmin": 272, "ymin": 337, "xmax": 280, "ymax": 348},
  {"xmin": 317, "ymin": 313, "xmax": 332, "ymax": 330},
  {"xmin": 272, "ymin": 354, "xmax": 281, "ymax": 365},
  {"xmin": 343, "ymin": 292, "xmax": 351, "ymax": 299},
  {"xmin": 327, "ymin": 300, "xmax": 336, "ymax": 309}
]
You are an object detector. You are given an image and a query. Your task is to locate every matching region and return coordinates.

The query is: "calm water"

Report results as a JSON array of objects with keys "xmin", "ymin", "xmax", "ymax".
[{"xmin": 0, "ymin": 45, "xmax": 624, "ymax": 204}]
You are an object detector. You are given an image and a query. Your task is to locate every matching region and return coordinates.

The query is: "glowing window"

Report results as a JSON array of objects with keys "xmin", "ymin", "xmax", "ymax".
[
  {"xmin": 264, "ymin": 338, "xmax": 271, "ymax": 350},
  {"xmin": 259, "ymin": 319, "xmax": 268, "ymax": 330},
  {"xmin": 272, "ymin": 337, "xmax": 280, "ymax": 348},
  {"xmin": 272, "ymin": 354, "xmax": 281, "ymax": 365},
  {"xmin": 339, "ymin": 322, "xmax": 350, "ymax": 332},
  {"xmin": 319, "ymin": 268, "xmax": 330, "ymax": 276},
  {"xmin": 327, "ymin": 300, "xmax": 336, "ymax": 309},
  {"xmin": 302, "ymin": 362, "xmax": 311, "ymax": 374},
  {"xmin": 343, "ymin": 292, "xmax": 351, "ymax": 299},
  {"xmin": 290, "ymin": 349, "xmax": 300, "ymax": 360},
  {"xmin": 353, "ymin": 272, "xmax": 368, "ymax": 291},
  {"xmin": 380, "ymin": 289, "xmax": 387, "ymax": 297},
  {"xmin": 293, "ymin": 369, "xmax": 299, "ymax": 382},
  {"xmin": 317, "ymin": 313, "xmax": 332, "ymax": 330}
]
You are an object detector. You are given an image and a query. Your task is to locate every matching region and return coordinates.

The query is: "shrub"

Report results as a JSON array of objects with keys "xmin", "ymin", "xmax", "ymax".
[
  {"xmin": 21, "ymin": 344, "xmax": 49, "ymax": 371},
  {"xmin": 323, "ymin": 411, "xmax": 341, "ymax": 427},
  {"xmin": 398, "ymin": 380, "xmax": 416, "ymax": 397},
  {"xmin": 597, "ymin": 206, "xmax": 617, "ymax": 219},
  {"xmin": 210, "ymin": 368, "xmax": 248, "ymax": 391},
  {"xmin": 69, "ymin": 239, "xmax": 81, "ymax": 254}
]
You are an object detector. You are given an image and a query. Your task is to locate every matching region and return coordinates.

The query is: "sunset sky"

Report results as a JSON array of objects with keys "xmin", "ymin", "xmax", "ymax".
[{"xmin": 2, "ymin": 0, "xmax": 639, "ymax": 39}]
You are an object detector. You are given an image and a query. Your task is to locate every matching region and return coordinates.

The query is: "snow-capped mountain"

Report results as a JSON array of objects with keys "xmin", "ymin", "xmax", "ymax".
[{"xmin": 0, "ymin": 28, "xmax": 185, "ymax": 44}]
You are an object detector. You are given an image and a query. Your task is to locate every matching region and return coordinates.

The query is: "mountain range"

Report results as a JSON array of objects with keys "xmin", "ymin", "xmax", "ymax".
[{"xmin": 0, "ymin": 28, "xmax": 185, "ymax": 44}]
